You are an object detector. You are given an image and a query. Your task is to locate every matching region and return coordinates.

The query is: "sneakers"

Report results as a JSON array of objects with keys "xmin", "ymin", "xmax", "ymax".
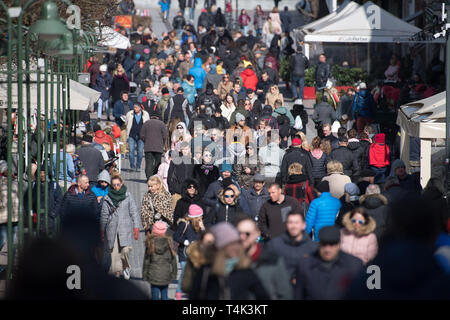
[
  {"xmin": 175, "ymin": 292, "xmax": 183, "ymax": 300},
  {"xmin": 123, "ymin": 267, "xmax": 130, "ymax": 280}
]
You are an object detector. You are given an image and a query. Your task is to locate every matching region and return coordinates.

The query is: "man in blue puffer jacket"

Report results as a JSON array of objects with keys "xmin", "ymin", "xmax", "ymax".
[
  {"xmin": 188, "ymin": 57, "xmax": 206, "ymax": 94},
  {"xmin": 305, "ymin": 180, "xmax": 341, "ymax": 242},
  {"xmin": 351, "ymin": 82, "xmax": 377, "ymax": 133}
]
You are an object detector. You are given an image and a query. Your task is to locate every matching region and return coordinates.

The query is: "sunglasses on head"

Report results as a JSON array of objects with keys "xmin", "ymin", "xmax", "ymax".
[
  {"xmin": 224, "ymin": 194, "xmax": 235, "ymax": 198},
  {"xmin": 351, "ymin": 219, "xmax": 364, "ymax": 225}
]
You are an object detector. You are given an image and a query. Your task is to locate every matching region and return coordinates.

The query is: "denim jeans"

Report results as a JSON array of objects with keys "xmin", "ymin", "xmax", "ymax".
[
  {"xmin": 242, "ymin": 25, "xmax": 248, "ymax": 36},
  {"xmin": 185, "ymin": 7, "xmax": 195, "ymax": 22},
  {"xmin": 176, "ymin": 260, "xmax": 187, "ymax": 293},
  {"xmin": 98, "ymin": 98, "xmax": 109, "ymax": 119},
  {"xmin": 370, "ymin": 166, "xmax": 388, "ymax": 184},
  {"xmin": 0, "ymin": 223, "xmax": 18, "ymax": 273},
  {"xmin": 152, "ymin": 285, "xmax": 169, "ymax": 300},
  {"xmin": 128, "ymin": 137, "xmax": 144, "ymax": 170},
  {"xmin": 256, "ymin": 28, "xmax": 263, "ymax": 37},
  {"xmin": 291, "ymin": 76, "xmax": 305, "ymax": 100}
]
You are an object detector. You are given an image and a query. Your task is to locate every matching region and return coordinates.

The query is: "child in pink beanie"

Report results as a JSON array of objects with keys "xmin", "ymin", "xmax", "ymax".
[{"xmin": 142, "ymin": 221, "xmax": 177, "ymax": 300}]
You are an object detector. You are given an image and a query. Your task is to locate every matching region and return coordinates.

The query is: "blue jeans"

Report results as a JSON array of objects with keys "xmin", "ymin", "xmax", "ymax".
[
  {"xmin": 176, "ymin": 260, "xmax": 187, "ymax": 293},
  {"xmin": 98, "ymin": 98, "xmax": 109, "ymax": 119},
  {"xmin": 128, "ymin": 137, "xmax": 144, "ymax": 170},
  {"xmin": 291, "ymin": 76, "xmax": 305, "ymax": 99},
  {"xmin": 242, "ymin": 25, "xmax": 248, "ymax": 36},
  {"xmin": 256, "ymin": 28, "xmax": 263, "ymax": 37},
  {"xmin": 0, "ymin": 223, "xmax": 18, "ymax": 273},
  {"xmin": 151, "ymin": 285, "xmax": 169, "ymax": 300},
  {"xmin": 370, "ymin": 166, "xmax": 388, "ymax": 184}
]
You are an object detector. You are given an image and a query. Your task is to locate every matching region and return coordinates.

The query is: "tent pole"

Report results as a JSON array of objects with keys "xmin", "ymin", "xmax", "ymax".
[{"xmin": 420, "ymin": 139, "xmax": 431, "ymax": 189}]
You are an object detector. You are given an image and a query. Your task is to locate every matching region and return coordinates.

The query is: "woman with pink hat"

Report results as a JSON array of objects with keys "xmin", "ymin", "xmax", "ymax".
[
  {"xmin": 173, "ymin": 204, "xmax": 205, "ymax": 300},
  {"xmin": 142, "ymin": 221, "xmax": 178, "ymax": 300}
]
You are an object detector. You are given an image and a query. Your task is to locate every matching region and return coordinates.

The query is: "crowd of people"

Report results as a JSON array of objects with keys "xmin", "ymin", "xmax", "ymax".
[{"xmin": 2, "ymin": 1, "xmax": 450, "ymax": 301}]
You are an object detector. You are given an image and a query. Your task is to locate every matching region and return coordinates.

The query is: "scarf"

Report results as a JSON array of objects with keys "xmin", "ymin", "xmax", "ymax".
[
  {"xmin": 134, "ymin": 112, "xmax": 142, "ymax": 124},
  {"xmin": 201, "ymin": 164, "xmax": 214, "ymax": 175},
  {"xmin": 108, "ymin": 185, "xmax": 127, "ymax": 207},
  {"xmin": 224, "ymin": 257, "xmax": 239, "ymax": 276}
]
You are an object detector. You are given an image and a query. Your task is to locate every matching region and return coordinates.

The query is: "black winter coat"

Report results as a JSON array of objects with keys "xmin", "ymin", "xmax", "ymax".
[
  {"xmin": 330, "ymin": 146, "xmax": 360, "ymax": 179},
  {"xmin": 172, "ymin": 15, "xmax": 186, "ymax": 30},
  {"xmin": 165, "ymin": 94, "xmax": 190, "ymax": 123},
  {"xmin": 173, "ymin": 220, "xmax": 202, "ymax": 262},
  {"xmin": 110, "ymin": 75, "xmax": 129, "ymax": 104},
  {"xmin": 291, "ymin": 104, "xmax": 309, "ymax": 134},
  {"xmin": 359, "ymin": 193, "xmax": 390, "ymax": 240},
  {"xmin": 359, "ymin": 139, "xmax": 371, "ymax": 170},
  {"xmin": 295, "ymin": 250, "xmax": 363, "ymax": 300},
  {"xmin": 213, "ymin": 191, "xmax": 244, "ymax": 225},
  {"xmin": 315, "ymin": 62, "xmax": 331, "ymax": 89},
  {"xmin": 59, "ymin": 185, "xmax": 100, "ymax": 222},
  {"xmin": 167, "ymin": 159, "xmax": 195, "ymax": 195},
  {"xmin": 347, "ymin": 141, "xmax": 365, "ymax": 171},
  {"xmin": 192, "ymin": 164, "xmax": 220, "ymax": 196},
  {"xmin": 291, "ymin": 53, "xmax": 309, "ymax": 77},
  {"xmin": 242, "ymin": 187, "xmax": 270, "ymax": 218},
  {"xmin": 267, "ymin": 232, "xmax": 317, "ymax": 281},
  {"xmin": 309, "ymin": 151, "xmax": 330, "ymax": 181},
  {"xmin": 280, "ymin": 147, "xmax": 314, "ymax": 184},
  {"xmin": 190, "ymin": 265, "xmax": 270, "ymax": 300}
]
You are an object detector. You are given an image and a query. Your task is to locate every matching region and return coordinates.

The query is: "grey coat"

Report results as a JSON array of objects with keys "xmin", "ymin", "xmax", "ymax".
[
  {"xmin": 312, "ymin": 102, "xmax": 336, "ymax": 126},
  {"xmin": 101, "ymin": 191, "xmax": 141, "ymax": 252}
]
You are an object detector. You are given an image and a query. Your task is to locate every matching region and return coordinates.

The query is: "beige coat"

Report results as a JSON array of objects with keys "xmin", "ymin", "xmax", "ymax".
[
  {"xmin": 321, "ymin": 173, "xmax": 352, "ymax": 199},
  {"xmin": 125, "ymin": 110, "xmax": 150, "ymax": 137},
  {"xmin": 265, "ymin": 89, "xmax": 284, "ymax": 110},
  {"xmin": 218, "ymin": 81, "xmax": 233, "ymax": 100}
]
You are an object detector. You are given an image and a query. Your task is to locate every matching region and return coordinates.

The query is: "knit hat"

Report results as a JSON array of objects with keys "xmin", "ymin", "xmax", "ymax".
[
  {"xmin": 359, "ymin": 82, "xmax": 367, "ymax": 89},
  {"xmin": 152, "ymin": 221, "xmax": 168, "ymax": 237},
  {"xmin": 317, "ymin": 181, "xmax": 330, "ymax": 193},
  {"xmin": 162, "ymin": 87, "xmax": 169, "ymax": 95},
  {"xmin": 292, "ymin": 138, "xmax": 302, "ymax": 146},
  {"xmin": 210, "ymin": 222, "xmax": 240, "ymax": 249},
  {"xmin": 392, "ymin": 159, "xmax": 406, "ymax": 171},
  {"xmin": 222, "ymin": 177, "xmax": 234, "ymax": 189},
  {"xmin": 188, "ymin": 204, "xmax": 204, "ymax": 218},
  {"xmin": 220, "ymin": 163, "xmax": 232, "ymax": 174},
  {"xmin": 374, "ymin": 133, "xmax": 385, "ymax": 144},
  {"xmin": 99, "ymin": 64, "xmax": 107, "ymax": 72},
  {"xmin": 235, "ymin": 112, "xmax": 245, "ymax": 123},
  {"xmin": 344, "ymin": 183, "xmax": 360, "ymax": 196}
]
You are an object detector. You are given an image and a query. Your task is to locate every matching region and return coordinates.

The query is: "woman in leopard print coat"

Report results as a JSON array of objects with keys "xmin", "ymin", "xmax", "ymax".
[{"xmin": 141, "ymin": 175, "xmax": 174, "ymax": 231}]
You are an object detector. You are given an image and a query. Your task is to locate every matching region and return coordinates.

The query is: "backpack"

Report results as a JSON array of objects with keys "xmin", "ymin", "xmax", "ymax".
[
  {"xmin": 261, "ymin": 115, "xmax": 278, "ymax": 130},
  {"xmin": 277, "ymin": 114, "xmax": 291, "ymax": 138}
]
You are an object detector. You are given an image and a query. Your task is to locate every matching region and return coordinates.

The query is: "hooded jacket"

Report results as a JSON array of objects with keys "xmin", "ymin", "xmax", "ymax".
[
  {"xmin": 330, "ymin": 146, "xmax": 360, "ymax": 179},
  {"xmin": 193, "ymin": 163, "xmax": 220, "ymax": 196},
  {"xmin": 172, "ymin": 178, "xmax": 209, "ymax": 225},
  {"xmin": 240, "ymin": 68, "xmax": 258, "ymax": 91},
  {"xmin": 213, "ymin": 189, "xmax": 244, "ymax": 225},
  {"xmin": 340, "ymin": 212, "xmax": 378, "ymax": 265},
  {"xmin": 272, "ymin": 106, "xmax": 295, "ymax": 127},
  {"xmin": 359, "ymin": 193, "xmax": 389, "ymax": 240},
  {"xmin": 143, "ymin": 236, "xmax": 178, "ymax": 286},
  {"xmin": 265, "ymin": 87, "xmax": 284, "ymax": 109},
  {"xmin": 181, "ymin": 79, "xmax": 197, "ymax": 105},
  {"xmin": 189, "ymin": 58, "xmax": 207, "ymax": 89},
  {"xmin": 312, "ymin": 101, "xmax": 336, "ymax": 125}
]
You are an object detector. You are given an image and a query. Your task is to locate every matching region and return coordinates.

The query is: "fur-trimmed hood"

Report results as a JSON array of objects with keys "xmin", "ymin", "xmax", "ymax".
[
  {"xmin": 218, "ymin": 188, "xmax": 239, "ymax": 206},
  {"xmin": 359, "ymin": 193, "xmax": 388, "ymax": 209},
  {"xmin": 342, "ymin": 212, "xmax": 376, "ymax": 236}
]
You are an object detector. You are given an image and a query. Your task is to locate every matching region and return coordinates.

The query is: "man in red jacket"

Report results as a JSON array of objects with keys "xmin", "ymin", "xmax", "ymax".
[
  {"xmin": 368, "ymin": 133, "xmax": 390, "ymax": 184},
  {"xmin": 240, "ymin": 64, "xmax": 258, "ymax": 91}
]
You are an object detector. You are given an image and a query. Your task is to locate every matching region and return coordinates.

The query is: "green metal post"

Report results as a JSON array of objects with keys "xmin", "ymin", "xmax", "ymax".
[
  {"xmin": 17, "ymin": 17, "xmax": 25, "ymax": 248},
  {"xmin": 36, "ymin": 53, "xmax": 42, "ymax": 235},
  {"xmin": 25, "ymin": 34, "xmax": 33, "ymax": 238}
]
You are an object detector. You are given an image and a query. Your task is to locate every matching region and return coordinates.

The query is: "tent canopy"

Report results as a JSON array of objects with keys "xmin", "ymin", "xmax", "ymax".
[
  {"xmin": 96, "ymin": 26, "xmax": 131, "ymax": 49},
  {"xmin": 302, "ymin": 1, "xmax": 421, "ymax": 43},
  {"xmin": 396, "ymin": 92, "xmax": 446, "ymax": 139},
  {"xmin": 0, "ymin": 79, "xmax": 101, "ymax": 112}
]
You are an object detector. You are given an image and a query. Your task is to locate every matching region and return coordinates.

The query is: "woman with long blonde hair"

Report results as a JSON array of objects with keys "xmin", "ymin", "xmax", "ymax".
[{"xmin": 141, "ymin": 175, "xmax": 174, "ymax": 231}]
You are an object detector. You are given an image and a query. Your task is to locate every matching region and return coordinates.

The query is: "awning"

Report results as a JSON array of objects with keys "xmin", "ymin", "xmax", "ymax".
[{"xmin": 0, "ymin": 79, "xmax": 101, "ymax": 112}]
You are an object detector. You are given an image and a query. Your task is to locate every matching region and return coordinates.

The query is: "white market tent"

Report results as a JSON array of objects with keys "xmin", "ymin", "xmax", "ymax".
[
  {"xmin": 0, "ymin": 79, "xmax": 101, "ymax": 112},
  {"xmin": 396, "ymin": 92, "xmax": 446, "ymax": 187},
  {"xmin": 302, "ymin": 1, "xmax": 421, "ymax": 43},
  {"xmin": 96, "ymin": 26, "xmax": 131, "ymax": 50}
]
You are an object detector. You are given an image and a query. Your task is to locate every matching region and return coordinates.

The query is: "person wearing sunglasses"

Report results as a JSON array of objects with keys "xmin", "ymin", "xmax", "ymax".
[
  {"xmin": 218, "ymin": 75, "xmax": 234, "ymax": 101},
  {"xmin": 100, "ymin": 174, "xmax": 140, "ymax": 280},
  {"xmin": 339, "ymin": 207, "xmax": 378, "ymax": 265},
  {"xmin": 213, "ymin": 186, "xmax": 245, "ymax": 225},
  {"xmin": 193, "ymin": 148, "xmax": 220, "ymax": 196}
]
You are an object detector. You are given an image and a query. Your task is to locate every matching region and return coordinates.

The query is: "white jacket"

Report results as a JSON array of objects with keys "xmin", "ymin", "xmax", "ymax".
[
  {"xmin": 258, "ymin": 142, "xmax": 285, "ymax": 178},
  {"xmin": 125, "ymin": 110, "xmax": 150, "ymax": 137}
]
